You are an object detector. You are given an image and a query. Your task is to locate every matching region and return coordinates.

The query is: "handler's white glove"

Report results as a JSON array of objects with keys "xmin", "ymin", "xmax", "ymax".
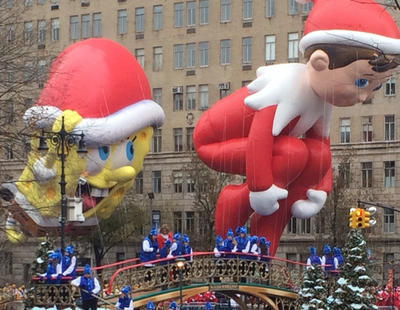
[
  {"xmin": 291, "ymin": 189, "xmax": 327, "ymax": 219},
  {"xmin": 249, "ymin": 185, "xmax": 288, "ymax": 216}
]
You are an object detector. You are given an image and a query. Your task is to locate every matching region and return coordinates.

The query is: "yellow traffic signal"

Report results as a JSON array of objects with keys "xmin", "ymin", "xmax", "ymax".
[
  {"xmin": 349, "ymin": 208, "xmax": 364, "ymax": 229},
  {"xmin": 362, "ymin": 211, "xmax": 371, "ymax": 228},
  {"xmin": 349, "ymin": 208, "xmax": 358, "ymax": 228}
]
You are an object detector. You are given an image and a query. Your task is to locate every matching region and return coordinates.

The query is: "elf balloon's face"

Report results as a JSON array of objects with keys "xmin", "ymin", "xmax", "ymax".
[{"xmin": 308, "ymin": 52, "xmax": 395, "ymax": 106}]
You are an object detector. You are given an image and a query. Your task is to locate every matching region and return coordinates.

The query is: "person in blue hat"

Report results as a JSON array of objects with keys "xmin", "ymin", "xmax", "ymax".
[
  {"xmin": 224, "ymin": 229, "xmax": 236, "ymax": 258},
  {"xmin": 306, "ymin": 246, "xmax": 322, "ymax": 269},
  {"xmin": 334, "ymin": 247, "xmax": 344, "ymax": 268},
  {"xmin": 205, "ymin": 302, "xmax": 213, "ymax": 310},
  {"xmin": 62, "ymin": 245, "xmax": 77, "ymax": 279},
  {"xmin": 71, "ymin": 264, "xmax": 101, "ymax": 310},
  {"xmin": 147, "ymin": 301, "xmax": 156, "ymax": 310},
  {"xmin": 40, "ymin": 251, "xmax": 62, "ymax": 284},
  {"xmin": 321, "ymin": 245, "xmax": 338, "ymax": 272},
  {"xmin": 214, "ymin": 235, "xmax": 225, "ymax": 258},
  {"xmin": 168, "ymin": 233, "xmax": 182, "ymax": 258},
  {"xmin": 258, "ymin": 237, "xmax": 270, "ymax": 261},
  {"xmin": 249, "ymin": 235, "xmax": 259, "ymax": 259},
  {"xmin": 233, "ymin": 226, "xmax": 250, "ymax": 254},
  {"xmin": 160, "ymin": 239, "xmax": 172, "ymax": 264},
  {"xmin": 169, "ymin": 301, "xmax": 178, "ymax": 310},
  {"xmin": 115, "ymin": 285, "xmax": 133, "ymax": 310},
  {"xmin": 140, "ymin": 228, "xmax": 159, "ymax": 267},
  {"xmin": 183, "ymin": 235, "xmax": 193, "ymax": 261}
]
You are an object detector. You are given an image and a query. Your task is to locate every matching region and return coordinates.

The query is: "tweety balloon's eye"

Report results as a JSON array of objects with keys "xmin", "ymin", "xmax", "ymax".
[
  {"xmin": 126, "ymin": 141, "xmax": 135, "ymax": 161},
  {"xmin": 355, "ymin": 79, "xmax": 369, "ymax": 88},
  {"xmin": 98, "ymin": 146, "xmax": 110, "ymax": 161}
]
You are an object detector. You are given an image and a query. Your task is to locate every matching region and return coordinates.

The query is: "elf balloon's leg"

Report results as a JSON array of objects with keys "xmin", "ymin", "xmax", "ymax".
[
  {"xmin": 251, "ymin": 138, "xmax": 331, "ymax": 256},
  {"xmin": 215, "ymin": 136, "xmax": 309, "ymax": 236}
]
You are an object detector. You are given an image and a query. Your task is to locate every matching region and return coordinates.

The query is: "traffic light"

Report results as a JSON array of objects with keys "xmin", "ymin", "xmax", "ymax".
[
  {"xmin": 362, "ymin": 207, "xmax": 377, "ymax": 228},
  {"xmin": 349, "ymin": 208, "xmax": 357, "ymax": 228},
  {"xmin": 354, "ymin": 208, "xmax": 364, "ymax": 228}
]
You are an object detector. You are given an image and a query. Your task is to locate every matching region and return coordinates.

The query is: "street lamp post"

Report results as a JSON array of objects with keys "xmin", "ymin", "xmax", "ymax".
[
  {"xmin": 176, "ymin": 257, "xmax": 185, "ymax": 309},
  {"xmin": 38, "ymin": 116, "xmax": 87, "ymax": 252}
]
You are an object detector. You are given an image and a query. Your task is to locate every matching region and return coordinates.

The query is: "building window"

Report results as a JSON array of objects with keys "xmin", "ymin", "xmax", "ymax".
[
  {"xmin": 266, "ymin": 0, "xmax": 275, "ymax": 17},
  {"xmin": 265, "ymin": 35, "xmax": 276, "ymax": 62},
  {"xmin": 384, "ymin": 161, "xmax": 395, "ymax": 188},
  {"xmin": 362, "ymin": 116, "xmax": 373, "ymax": 142},
  {"xmin": 338, "ymin": 163, "xmax": 350, "ymax": 186},
  {"xmin": 186, "ymin": 127, "xmax": 194, "ymax": 151},
  {"xmin": 174, "ymin": 44, "xmax": 184, "ymax": 69},
  {"xmin": 220, "ymin": 89, "xmax": 230, "ymax": 99},
  {"xmin": 199, "ymin": 41, "xmax": 209, "ymax": 67},
  {"xmin": 221, "ymin": 0, "xmax": 231, "ymax": 22},
  {"xmin": 361, "ymin": 162, "xmax": 372, "ymax": 188},
  {"xmin": 6, "ymin": 0, "xmax": 14, "ymax": 7},
  {"xmin": 174, "ymin": 2, "xmax": 184, "ymax": 27},
  {"xmin": 153, "ymin": 46, "xmax": 163, "ymax": 72},
  {"xmin": 186, "ymin": 177, "xmax": 195, "ymax": 193},
  {"xmin": 152, "ymin": 128, "xmax": 162, "ymax": 153},
  {"xmin": 185, "ymin": 212, "xmax": 195, "ymax": 233},
  {"xmin": 135, "ymin": 48, "xmax": 145, "ymax": 68},
  {"xmin": 174, "ymin": 212, "xmax": 183, "ymax": 233},
  {"xmin": 135, "ymin": 171, "xmax": 143, "ymax": 194},
  {"xmin": 300, "ymin": 219, "xmax": 311, "ymax": 234},
  {"xmin": 173, "ymin": 171, "xmax": 183, "ymax": 193},
  {"xmin": 136, "ymin": 7, "xmax": 145, "ymax": 33},
  {"xmin": 287, "ymin": 217, "xmax": 297, "ymax": 234},
  {"xmin": 385, "ymin": 115, "xmax": 395, "ymax": 141},
  {"xmin": 70, "ymin": 15, "xmax": 80, "ymax": 40},
  {"xmin": 152, "ymin": 210, "xmax": 161, "ymax": 230},
  {"xmin": 186, "ymin": 43, "xmax": 196, "ymax": 68},
  {"xmin": 153, "ymin": 88, "xmax": 162, "ymax": 105},
  {"xmin": 152, "ymin": 171, "xmax": 161, "ymax": 193},
  {"xmin": 385, "ymin": 77, "xmax": 396, "ymax": 96},
  {"xmin": 200, "ymin": 0, "xmax": 209, "ymax": 25},
  {"xmin": 93, "ymin": 13, "xmax": 102, "ymax": 37},
  {"xmin": 384, "ymin": 209, "xmax": 395, "ymax": 233},
  {"xmin": 288, "ymin": 32, "xmax": 299, "ymax": 60},
  {"xmin": 288, "ymin": 0, "xmax": 299, "ymax": 15},
  {"xmin": 25, "ymin": 0, "xmax": 32, "ymax": 6},
  {"xmin": 340, "ymin": 118, "xmax": 350, "ymax": 143},
  {"xmin": 186, "ymin": 85, "xmax": 196, "ymax": 110},
  {"xmin": 242, "ymin": 37, "xmax": 252, "ymax": 64},
  {"xmin": 38, "ymin": 60, "xmax": 47, "ymax": 86},
  {"xmin": 6, "ymin": 24, "xmax": 15, "ymax": 43},
  {"xmin": 118, "ymin": 9, "xmax": 127, "ymax": 35},
  {"xmin": 24, "ymin": 22, "xmax": 33, "ymax": 45},
  {"xmin": 153, "ymin": 5, "xmax": 163, "ymax": 30},
  {"xmin": 174, "ymin": 93, "xmax": 183, "ymax": 111},
  {"xmin": 187, "ymin": 1, "xmax": 196, "ymax": 26},
  {"xmin": 221, "ymin": 39, "xmax": 231, "ymax": 65},
  {"xmin": 38, "ymin": 20, "xmax": 46, "ymax": 44},
  {"xmin": 199, "ymin": 85, "xmax": 209, "ymax": 110},
  {"xmin": 6, "ymin": 145, "xmax": 13, "ymax": 160},
  {"xmin": 243, "ymin": 0, "xmax": 253, "ymax": 20},
  {"xmin": 174, "ymin": 128, "xmax": 183, "ymax": 152},
  {"xmin": 81, "ymin": 14, "xmax": 91, "ymax": 39},
  {"xmin": 51, "ymin": 18, "xmax": 60, "ymax": 41},
  {"xmin": 303, "ymin": 2, "xmax": 313, "ymax": 13}
]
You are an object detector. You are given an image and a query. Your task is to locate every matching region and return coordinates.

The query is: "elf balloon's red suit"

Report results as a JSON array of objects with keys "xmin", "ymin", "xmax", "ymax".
[{"xmin": 193, "ymin": 0, "xmax": 400, "ymax": 256}]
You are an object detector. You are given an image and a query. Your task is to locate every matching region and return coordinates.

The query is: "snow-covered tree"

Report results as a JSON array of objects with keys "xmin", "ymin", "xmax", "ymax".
[
  {"xmin": 30, "ymin": 236, "xmax": 55, "ymax": 276},
  {"xmin": 328, "ymin": 229, "xmax": 377, "ymax": 310},
  {"xmin": 299, "ymin": 264, "xmax": 328, "ymax": 310}
]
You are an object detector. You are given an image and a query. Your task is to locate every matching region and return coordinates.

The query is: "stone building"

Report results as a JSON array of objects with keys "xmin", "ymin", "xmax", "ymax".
[{"xmin": 0, "ymin": 0, "xmax": 399, "ymax": 285}]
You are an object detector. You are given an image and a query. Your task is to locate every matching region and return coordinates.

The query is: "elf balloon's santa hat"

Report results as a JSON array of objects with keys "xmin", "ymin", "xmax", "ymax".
[
  {"xmin": 297, "ymin": 0, "xmax": 400, "ymax": 55},
  {"xmin": 24, "ymin": 38, "xmax": 165, "ymax": 147}
]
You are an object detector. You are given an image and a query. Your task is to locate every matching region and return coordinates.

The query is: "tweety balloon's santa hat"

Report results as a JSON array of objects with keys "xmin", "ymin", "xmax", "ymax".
[
  {"xmin": 297, "ymin": 0, "xmax": 400, "ymax": 55},
  {"xmin": 24, "ymin": 38, "xmax": 165, "ymax": 146}
]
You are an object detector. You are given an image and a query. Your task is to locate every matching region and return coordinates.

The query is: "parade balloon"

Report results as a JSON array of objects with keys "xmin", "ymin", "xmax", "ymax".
[
  {"xmin": 194, "ymin": 0, "xmax": 400, "ymax": 256},
  {"xmin": 2, "ymin": 38, "xmax": 165, "ymax": 242}
]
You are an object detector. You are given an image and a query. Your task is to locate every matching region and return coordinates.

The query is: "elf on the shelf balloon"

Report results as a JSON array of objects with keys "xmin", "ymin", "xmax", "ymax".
[
  {"xmin": 194, "ymin": 0, "xmax": 400, "ymax": 255},
  {"xmin": 2, "ymin": 39, "xmax": 164, "ymax": 242}
]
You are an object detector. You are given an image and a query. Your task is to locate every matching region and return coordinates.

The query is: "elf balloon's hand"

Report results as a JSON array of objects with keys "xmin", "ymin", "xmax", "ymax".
[
  {"xmin": 291, "ymin": 189, "xmax": 327, "ymax": 219},
  {"xmin": 249, "ymin": 185, "xmax": 288, "ymax": 216}
]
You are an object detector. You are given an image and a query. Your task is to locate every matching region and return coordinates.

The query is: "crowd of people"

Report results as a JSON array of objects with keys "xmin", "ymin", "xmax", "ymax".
[
  {"xmin": 306, "ymin": 245, "xmax": 344, "ymax": 272},
  {"xmin": 376, "ymin": 286, "xmax": 400, "ymax": 307},
  {"xmin": 0, "ymin": 284, "xmax": 25, "ymax": 303}
]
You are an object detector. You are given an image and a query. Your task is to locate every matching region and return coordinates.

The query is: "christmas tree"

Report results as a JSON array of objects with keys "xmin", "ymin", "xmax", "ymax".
[
  {"xmin": 299, "ymin": 264, "xmax": 328, "ymax": 310},
  {"xmin": 30, "ymin": 236, "xmax": 55, "ymax": 276},
  {"xmin": 328, "ymin": 229, "xmax": 377, "ymax": 310}
]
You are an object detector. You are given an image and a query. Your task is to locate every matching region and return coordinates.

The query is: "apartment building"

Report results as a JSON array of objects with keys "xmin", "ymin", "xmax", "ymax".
[{"xmin": 0, "ymin": 0, "xmax": 399, "ymax": 284}]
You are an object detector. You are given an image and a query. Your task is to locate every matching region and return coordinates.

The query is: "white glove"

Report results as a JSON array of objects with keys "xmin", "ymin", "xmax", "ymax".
[
  {"xmin": 291, "ymin": 189, "xmax": 327, "ymax": 219},
  {"xmin": 249, "ymin": 185, "xmax": 288, "ymax": 216}
]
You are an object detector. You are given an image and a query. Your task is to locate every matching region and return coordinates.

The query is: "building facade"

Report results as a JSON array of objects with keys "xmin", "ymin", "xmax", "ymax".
[{"xmin": 0, "ymin": 0, "xmax": 399, "ymax": 284}]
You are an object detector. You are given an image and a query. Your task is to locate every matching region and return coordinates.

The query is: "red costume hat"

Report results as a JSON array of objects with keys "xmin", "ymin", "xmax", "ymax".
[
  {"xmin": 298, "ymin": 0, "xmax": 400, "ymax": 54},
  {"xmin": 24, "ymin": 38, "xmax": 165, "ymax": 146}
]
